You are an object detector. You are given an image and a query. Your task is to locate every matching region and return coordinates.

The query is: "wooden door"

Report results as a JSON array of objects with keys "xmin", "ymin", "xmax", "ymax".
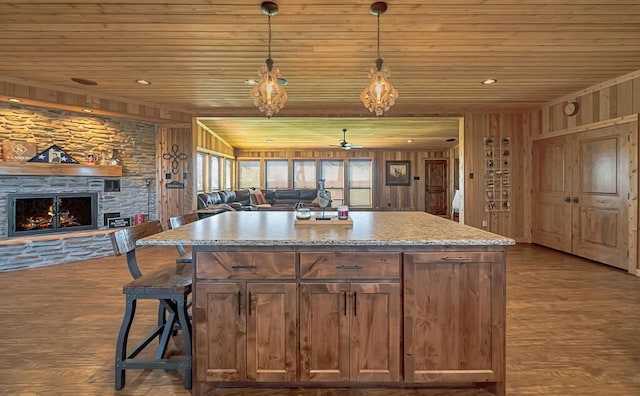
[
  {"xmin": 424, "ymin": 160, "xmax": 447, "ymax": 215},
  {"xmin": 299, "ymin": 283, "xmax": 350, "ymax": 382},
  {"xmin": 349, "ymin": 283, "xmax": 400, "ymax": 382},
  {"xmin": 571, "ymin": 125, "xmax": 630, "ymax": 269},
  {"xmin": 532, "ymin": 135, "xmax": 573, "ymax": 252},
  {"xmin": 194, "ymin": 282, "xmax": 246, "ymax": 382},
  {"xmin": 246, "ymin": 282, "xmax": 297, "ymax": 382},
  {"xmin": 403, "ymin": 252, "xmax": 505, "ymax": 384}
]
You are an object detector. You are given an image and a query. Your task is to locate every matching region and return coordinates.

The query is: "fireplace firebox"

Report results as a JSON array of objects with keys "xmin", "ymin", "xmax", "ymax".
[{"xmin": 8, "ymin": 193, "xmax": 98, "ymax": 237}]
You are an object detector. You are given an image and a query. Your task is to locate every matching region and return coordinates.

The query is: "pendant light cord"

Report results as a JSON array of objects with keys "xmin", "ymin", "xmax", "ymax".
[
  {"xmin": 376, "ymin": 12, "xmax": 380, "ymax": 59},
  {"xmin": 267, "ymin": 13, "xmax": 272, "ymax": 59}
]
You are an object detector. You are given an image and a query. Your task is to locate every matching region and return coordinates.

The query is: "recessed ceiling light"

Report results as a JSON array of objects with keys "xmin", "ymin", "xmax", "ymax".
[
  {"xmin": 407, "ymin": 139, "xmax": 413, "ymax": 143},
  {"xmin": 481, "ymin": 79, "xmax": 497, "ymax": 85},
  {"xmin": 8, "ymin": 98, "xmax": 21, "ymax": 103},
  {"xmin": 82, "ymin": 108, "xmax": 93, "ymax": 113},
  {"xmin": 266, "ymin": 139, "xmax": 274, "ymax": 143},
  {"xmin": 71, "ymin": 77, "xmax": 98, "ymax": 86},
  {"xmin": 135, "ymin": 79, "xmax": 151, "ymax": 85}
]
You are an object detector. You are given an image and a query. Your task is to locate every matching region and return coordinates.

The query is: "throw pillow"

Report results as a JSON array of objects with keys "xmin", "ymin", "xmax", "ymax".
[{"xmin": 250, "ymin": 189, "xmax": 267, "ymax": 205}]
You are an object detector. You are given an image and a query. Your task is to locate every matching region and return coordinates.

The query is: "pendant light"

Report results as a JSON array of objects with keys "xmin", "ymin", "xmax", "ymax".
[
  {"xmin": 360, "ymin": 1, "xmax": 398, "ymax": 117},
  {"xmin": 251, "ymin": 1, "xmax": 288, "ymax": 118}
]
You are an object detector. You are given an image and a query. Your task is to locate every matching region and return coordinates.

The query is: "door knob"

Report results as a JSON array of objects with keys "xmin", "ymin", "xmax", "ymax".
[
  {"xmin": 563, "ymin": 196, "xmax": 571, "ymax": 203},
  {"xmin": 572, "ymin": 197, "xmax": 579, "ymax": 203}
]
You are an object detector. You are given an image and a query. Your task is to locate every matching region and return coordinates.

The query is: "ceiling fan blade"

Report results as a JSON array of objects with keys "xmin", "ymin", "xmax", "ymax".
[{"xmin": 349, "ymin": 145, "xmax": 364, "ymax": 149}]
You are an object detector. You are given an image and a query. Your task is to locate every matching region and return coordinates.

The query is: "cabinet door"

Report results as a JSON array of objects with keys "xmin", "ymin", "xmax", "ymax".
[
  {"xmin": 246, "ymin": 282, "xmax": 297, "ymax": 382},
  {"xmin": 299, "ymin": 283, "xmax": 350, "ymax": 382},
  {"xmin": 194, "ymin": 282, "xmax": 246, "ymax": 382},
  {"xmin": 350, "ymin": 282, "xmax": 400, "ymax": 382},
  {"xmin": 403, "ymin": 252, "xmax": 505, "ymax": 384},
  {"xmin": 532, "ymin": 135, "xmax": 573, "ymax": 252},
  {"xmin": 572, "ymin": 125, "xmax": 629, "ymax": 269}
]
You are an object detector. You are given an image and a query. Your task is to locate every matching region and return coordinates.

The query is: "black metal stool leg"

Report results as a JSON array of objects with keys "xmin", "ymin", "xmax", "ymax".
[
  {"xmin": 155, "ymin": 299, "xmax": 177, "ymax": 359},
  {"xmin": 115, "ymin": 294, "xmax": 137, "ymax": 390},
  {"xmin": 176, "ymin": 293, "xmax": 192, "ymax": 389}
]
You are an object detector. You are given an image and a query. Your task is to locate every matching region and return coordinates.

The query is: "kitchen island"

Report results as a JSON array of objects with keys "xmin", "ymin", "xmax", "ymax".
[{"xmin": 138, "ymin": 211, "xmax": 515, "ymax": 395}]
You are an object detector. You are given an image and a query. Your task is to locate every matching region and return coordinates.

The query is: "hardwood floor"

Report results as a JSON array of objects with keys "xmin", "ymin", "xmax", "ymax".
[{"xmin": 0, "ymin": 244, "xmax": 639, "ymax": 395}]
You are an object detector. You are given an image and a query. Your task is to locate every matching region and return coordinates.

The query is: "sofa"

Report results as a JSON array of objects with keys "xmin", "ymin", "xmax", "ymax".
[{"xmin": 196, "ymin": 188, "xmax": 318, "ymax": 217}]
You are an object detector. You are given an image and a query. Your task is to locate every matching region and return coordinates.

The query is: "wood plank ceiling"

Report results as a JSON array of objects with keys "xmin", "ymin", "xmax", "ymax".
[{"xmin": 1, "ymin": 0, "xmax": 639, "ymax": 149}]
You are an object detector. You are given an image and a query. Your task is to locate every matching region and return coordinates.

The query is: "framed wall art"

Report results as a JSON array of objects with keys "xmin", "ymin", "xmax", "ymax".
[{"xmin": 385, "ymin": 160, "xmax": 411, "ymax": 186}]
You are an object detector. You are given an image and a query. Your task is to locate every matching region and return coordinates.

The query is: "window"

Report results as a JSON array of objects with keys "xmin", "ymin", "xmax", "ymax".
[
  {"xmin": 266, "ymin": 160, "xmax": 289, "ymax": 189},
  {"xmin": 209, "ymin": 155, "xmax": 220, "ymax": 191},
  {"xmin": 321, "ymin": 160, "xmax": 344, "ymax": 207},
  {"xmin": 293, "ymin": 160, "xmax": 316, "ymax": 189},
  {"xmin": 348, "ymin": 160, "xmax": 372, "ymax": 207},
  {"xmin": 224, "ymin": 159, "xmax": 233, "ymax": 190},
  {"xmin": 196, "ymin": 152, "xmax": 206, "ymax": 193},
  {"xmin": 196, "ymin": 151, "xmax": 234, "ymax": 192},
  {"xmin": 238, "ymin": 160, "xmax": 260, "ymax": 189}
]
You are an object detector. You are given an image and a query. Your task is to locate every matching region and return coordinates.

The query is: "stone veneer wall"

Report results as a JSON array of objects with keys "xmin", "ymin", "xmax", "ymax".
[{"xmin": 0, "ymin": 103, "xmax": 158, "ymax": 271}]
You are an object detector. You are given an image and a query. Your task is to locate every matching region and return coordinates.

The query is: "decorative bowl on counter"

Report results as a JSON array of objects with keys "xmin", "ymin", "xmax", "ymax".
[{"xmin": 295, "ymin": 208, "xmax": 311, "ymax": 220}]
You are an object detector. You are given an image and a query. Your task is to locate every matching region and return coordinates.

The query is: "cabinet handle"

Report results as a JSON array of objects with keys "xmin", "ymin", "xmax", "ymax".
[
  {"xmin": 231, "ymin": 265, "xmax": 257, "ymax": 270},
  {"xmin": 248, "ymin": 291, "xmax": 252, "ymax": 316},
  {"xmin": 237, "ymin": 291, "xmax": 242, "ymax": 316},
  {"xmin": 572, "ymin": 197, "xmax": 579, "ymax": 204},
  {"xmin": 336, "ymin": 264, "xmax": 363, "ymax": 270},
  {"xmin": 353, "ymin": 292, "xmax": 357, "ymax": 316},
  {"xmin": 563, "ymin": 196, "xmax": 571, "ymax": 203},
  {"xmin": 441, "ymin": 257, "xmax": 471, "ymax": 262},
  {"xmin": 344, "ymin": 291, "xmax": 348, "ymax": 316}
]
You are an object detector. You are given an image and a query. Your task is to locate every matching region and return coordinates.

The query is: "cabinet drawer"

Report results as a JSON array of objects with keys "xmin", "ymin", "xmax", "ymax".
[
  {"xmin": 196, "ymin": 251, "xmax": 295, "ymax": 280},
  {"xmin": 300, "ymin": 252, "xmax": 400, "ymax": 279},
  {"xmin": 404, "ymin": 251, "xmax": 502, "ymax": 265}
]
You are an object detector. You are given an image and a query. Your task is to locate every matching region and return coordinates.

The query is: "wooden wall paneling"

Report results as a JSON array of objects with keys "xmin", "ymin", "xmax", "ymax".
[
  {"xmin": 463, "ymin": 112, "xmax": 535, "ymax": 242},
  {"xmin": 157, "ymin": 126, "xmax": 195, "ymax": 228},
  {"xmin": 0, "ymin": 77, "xmax": 192, "ymax": 125},
  {"xmin": 633, "ymin": 77, "xmax": 640, "ymax": 115},
  {"xmin": 617, "ymin": 80, "xmax": 634, "ymax": 117},
  {"xmin": 631, "ymin": 121, "xmax": 639, "ymax": 273},
  {"xmin": 599, "ymin": 88, "xmax": 611, "ymax": 122},
  {"xmin": 236, "ymin": 149, "xmax": 446, "ymax": 212},
  {"xmin": 543, "ymin": 74, "xmax": 640, "ymax": 135},
  {"xmin": 195, "ymin": 121, "xmax": 235, "ymax": 158}
]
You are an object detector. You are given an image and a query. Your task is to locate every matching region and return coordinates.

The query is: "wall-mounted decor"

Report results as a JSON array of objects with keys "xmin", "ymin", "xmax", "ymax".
[
  {"xmin": 484, "ymin": 137, "xmax": 510, "ymax": 212},
  {"xmin": 28, "ymin": 144, "xmax": 79, "ymax": 164},
  {"xmin": 2, "ymin": 140, "xmax": 37, "ymax": 162},
  {"xmin": 162, "ymin": 144, "xmax": 188, "ymax": 189},
  {"xmin": 386, "ymin": 160, "xmax": 411, "ymax": 186}
]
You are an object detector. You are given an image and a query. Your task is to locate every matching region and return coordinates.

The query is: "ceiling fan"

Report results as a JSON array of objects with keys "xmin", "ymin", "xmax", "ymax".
[{"xmin": 330, "ymin": 128, "xmax": 363, "ymax": 150}]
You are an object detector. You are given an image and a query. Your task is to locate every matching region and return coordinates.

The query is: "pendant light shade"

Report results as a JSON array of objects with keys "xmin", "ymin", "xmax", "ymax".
[
  {"xmin": 361, "ymin": 2, "xmax": 398, "ymax": 117},
  {"xmin": 251, "ymin": 1, "xmax": 287, "ymax": 118}
]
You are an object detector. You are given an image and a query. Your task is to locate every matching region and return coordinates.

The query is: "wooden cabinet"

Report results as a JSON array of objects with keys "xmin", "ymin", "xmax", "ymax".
[
  {"xmin": 532, "ymin": 123, "xmax": 631, "ymax": 269},
  {"xmin": 403, "ymin": 251, "xmax": 505, "ymax": 390},
  {"xmin": 299, "ymin": 282, "xmax": 400, "ymax": 382},
  {"xmin": 299, "ymin": 251, "xmax": 401, "ymax": 383},
  {"xmin": 193, "ymin": 247, "xmax": 505, "ymax": 395},
  {"xmin": 194, "ymin": 251, "xmax": 296, "ymax": 383}
]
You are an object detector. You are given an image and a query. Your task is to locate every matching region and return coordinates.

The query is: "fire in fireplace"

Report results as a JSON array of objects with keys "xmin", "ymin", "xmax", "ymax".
[{"xmin": 8, "ymin": 193, "xmax": 98, "ymax": 237}]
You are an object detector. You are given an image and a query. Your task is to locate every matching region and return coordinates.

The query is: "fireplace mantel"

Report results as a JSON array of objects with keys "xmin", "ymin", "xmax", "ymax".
[{"xmin": 0, "ymin": 162, "xmax": 122, "ymax": 177}]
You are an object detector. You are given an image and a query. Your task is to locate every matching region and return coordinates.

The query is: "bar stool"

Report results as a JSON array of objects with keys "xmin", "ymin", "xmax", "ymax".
[{"xmin": 110, "ymin": 221, "xmax": 192, "ymax": 390}]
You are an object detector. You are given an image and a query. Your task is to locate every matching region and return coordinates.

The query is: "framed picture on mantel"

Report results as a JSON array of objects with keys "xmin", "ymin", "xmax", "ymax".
[{"xmin": 385, "ymin": 160, "xmax": 411, "ymax": 186}]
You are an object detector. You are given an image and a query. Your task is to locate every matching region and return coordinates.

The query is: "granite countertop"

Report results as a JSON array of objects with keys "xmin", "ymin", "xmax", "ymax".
[{"xmin": 137, "ymin": 211, "xmax": 515, "ymax": 247}]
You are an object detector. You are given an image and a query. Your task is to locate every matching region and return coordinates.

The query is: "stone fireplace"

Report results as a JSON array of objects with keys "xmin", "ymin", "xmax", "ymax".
[
  {"xmin": 0, "ymin": 102, "xmax": 159, "ymax": 271},
  {"xmin": 8, "ymin": 192, "xmax": 98, "ymax": 237}
]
